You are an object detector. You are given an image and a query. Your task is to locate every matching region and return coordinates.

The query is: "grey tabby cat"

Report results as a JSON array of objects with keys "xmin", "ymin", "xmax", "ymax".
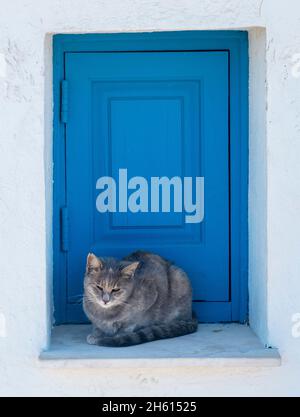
[{"xmin": 83, "ymin": 251, "xmax": 198, "ymax": 347}]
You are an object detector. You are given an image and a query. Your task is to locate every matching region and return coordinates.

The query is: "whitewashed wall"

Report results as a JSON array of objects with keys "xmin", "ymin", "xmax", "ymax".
[{"xmin": 0, "ymin": 0, "xmax": 300, "ymax": 396}]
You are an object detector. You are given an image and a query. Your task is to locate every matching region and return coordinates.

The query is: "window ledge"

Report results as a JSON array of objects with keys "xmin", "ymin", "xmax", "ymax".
[{"xmin": 39, "ymin": 324, "xmax": 280, "ymax": 368}]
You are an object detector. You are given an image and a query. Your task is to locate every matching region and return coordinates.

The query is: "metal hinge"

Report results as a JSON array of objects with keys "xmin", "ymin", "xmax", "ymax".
[
  {"xmin": 60, "ymin": 80, "xmax": 68, "ymax": 123},
  {"xmin": 60, "ymin": 206, "xmax": 69, "ymax": 252}
]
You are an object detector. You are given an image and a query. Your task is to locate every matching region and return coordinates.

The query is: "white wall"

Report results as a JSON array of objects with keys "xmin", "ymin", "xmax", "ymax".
[
  {"xmin": 248, "ymin": 27, "xmax": 268, "ymax": 344},
  {"xmin": 0, "ymin": 0, "xmax": 300, "ymax": 396}
]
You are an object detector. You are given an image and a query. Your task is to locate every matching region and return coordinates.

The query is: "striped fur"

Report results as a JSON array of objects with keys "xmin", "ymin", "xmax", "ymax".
[{"xmin": 96, "ymin": 317, "xmax": 198, "ymax": 347}]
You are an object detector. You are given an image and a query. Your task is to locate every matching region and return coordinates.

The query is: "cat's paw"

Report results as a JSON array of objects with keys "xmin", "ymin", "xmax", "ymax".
[{"xmin": 87, "ymin": 334, "xmax": 98, "ymax": 345}]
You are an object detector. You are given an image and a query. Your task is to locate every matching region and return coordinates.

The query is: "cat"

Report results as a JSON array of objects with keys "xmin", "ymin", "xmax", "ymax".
[{"xmin": 83, "ymin": 250, "xmax": 198, "ymax": 347}]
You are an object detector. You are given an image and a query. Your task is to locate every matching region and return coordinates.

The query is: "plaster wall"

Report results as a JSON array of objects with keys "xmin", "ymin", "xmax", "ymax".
[{"xmin": 0, "ymin": 0, "xmax": 300, "ymax": 396}]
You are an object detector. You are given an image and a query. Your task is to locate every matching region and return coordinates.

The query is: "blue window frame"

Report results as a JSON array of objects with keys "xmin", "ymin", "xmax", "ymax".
[{"xmin": 53, "ymin": 31, "xmax": 248, "ymax": 324}]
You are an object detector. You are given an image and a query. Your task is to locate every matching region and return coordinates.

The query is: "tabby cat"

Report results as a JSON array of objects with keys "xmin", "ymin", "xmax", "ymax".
[{"xmin": 83, "ymin": 251, "xmax": 198, "ymax": 347}]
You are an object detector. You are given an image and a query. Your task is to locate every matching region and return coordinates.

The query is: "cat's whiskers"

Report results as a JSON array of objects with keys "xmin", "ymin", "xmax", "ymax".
[
  {"xmin": 83, "ymin": 294, "xmax": 96, "ymax": 306},
  {"xmin": 118, "ymin": 300, "xmax": 130, "ymax": 306}
]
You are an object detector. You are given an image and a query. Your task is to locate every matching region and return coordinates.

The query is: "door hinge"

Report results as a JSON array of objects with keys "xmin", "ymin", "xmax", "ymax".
[
  {"xmin": 60, "ymin": 80, "xmax": 68, "ymax": 123},
  {"xmin": 60, "ymin": 206, "xmax": 69, "ymax": 252}
]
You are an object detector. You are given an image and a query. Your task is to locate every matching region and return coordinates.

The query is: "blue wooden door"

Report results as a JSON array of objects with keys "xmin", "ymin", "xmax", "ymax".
[{"xmin": 64, "ymin": 50, "xmax": 230, "ymax": 322}]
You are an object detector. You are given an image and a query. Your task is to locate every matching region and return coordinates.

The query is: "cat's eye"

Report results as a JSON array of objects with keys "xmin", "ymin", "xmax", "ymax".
[
  {"xmin": 112, "ymin": 288, "xmax": 120, "ymax": 293},
  {"xmin": 96, "ymin": 285, "xmax": 103, "ymax": 291}
]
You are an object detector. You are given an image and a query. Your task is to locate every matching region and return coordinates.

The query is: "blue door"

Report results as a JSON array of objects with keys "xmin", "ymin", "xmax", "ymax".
[
  {"xmin": 64, "ymin": 50, "xmax": 229, "ymax": 322},
  {"xmin": 54, "ymin": 32, "xmax": 249, "ymax": 324}
]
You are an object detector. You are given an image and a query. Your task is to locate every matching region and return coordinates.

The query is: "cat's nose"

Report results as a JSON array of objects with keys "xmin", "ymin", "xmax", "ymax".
[{"xmin": 103, "ymin": 293, "xmax": 110, "ymax": 304}]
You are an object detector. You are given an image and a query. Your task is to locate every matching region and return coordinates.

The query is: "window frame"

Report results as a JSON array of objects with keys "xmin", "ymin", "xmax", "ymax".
[{"xmin": 53, "ymin": 31, "xmax": 249, "ymax": 324}]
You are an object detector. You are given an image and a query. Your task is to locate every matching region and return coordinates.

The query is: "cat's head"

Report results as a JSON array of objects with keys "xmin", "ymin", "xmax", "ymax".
[{"xmin": 84, "ymin": 253, "xmax": 140, "ymax": 309}]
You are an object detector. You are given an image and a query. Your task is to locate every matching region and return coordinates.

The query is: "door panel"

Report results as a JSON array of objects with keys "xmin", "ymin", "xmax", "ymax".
[{"xmin": 65, "ymin": 51, "xmax": 229, "ymax": 321}]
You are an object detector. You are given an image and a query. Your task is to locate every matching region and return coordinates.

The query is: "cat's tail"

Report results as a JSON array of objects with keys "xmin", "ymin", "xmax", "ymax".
[{"xmin": 97, "ymin": 316, "xmax": 198, "ymax": 347}]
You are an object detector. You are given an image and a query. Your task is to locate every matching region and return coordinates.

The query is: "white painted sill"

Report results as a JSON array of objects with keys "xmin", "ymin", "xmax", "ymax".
[{"xmin": 39, "ymin": 324, "xmax": 280, "ymax": 368}]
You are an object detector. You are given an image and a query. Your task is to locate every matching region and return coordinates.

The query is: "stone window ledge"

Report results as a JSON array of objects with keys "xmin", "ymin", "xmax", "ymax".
[{"xmin": 39, "ymin": 324, "xmax": 280, "ymax": 368}]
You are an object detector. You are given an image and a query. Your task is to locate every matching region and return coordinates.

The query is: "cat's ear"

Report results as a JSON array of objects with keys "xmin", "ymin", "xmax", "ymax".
[
  {"xmin": 120, "ymin": 261, "xmax": 140, "ymax": 278},
  {"xmin": 86, "ymin": 253, "xmax": 103, "ymax": 273}
]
